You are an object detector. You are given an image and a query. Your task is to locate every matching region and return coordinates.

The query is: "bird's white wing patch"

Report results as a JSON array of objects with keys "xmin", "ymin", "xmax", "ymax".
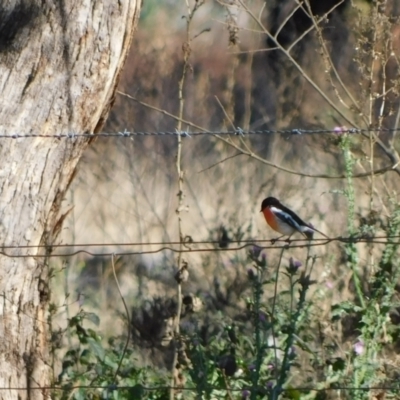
[{"xmin": 270, "ymin": 207, "xmax": 302, "ymax": 230}]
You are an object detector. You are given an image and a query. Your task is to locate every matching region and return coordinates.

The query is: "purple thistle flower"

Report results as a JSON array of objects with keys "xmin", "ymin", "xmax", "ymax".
[
  {"xmin": 333, "ymin": 126, "xmax": 348, "ymax": 135},
  {"xmin": 250, "ymin": 245, "xmax": 263, "ymax": 259},
  {"xmin": 286, "ymin": 257, "xmax": 302, "ymax": 274},
  {"xmin": 290, "ymin": 257, "xmax": 302, "ymax": 268}
]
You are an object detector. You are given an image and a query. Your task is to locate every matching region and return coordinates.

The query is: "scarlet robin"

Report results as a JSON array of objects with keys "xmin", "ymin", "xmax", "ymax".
[{"xmin": 260, "ymin": 197, "xmax": 327, "ymax": 240}]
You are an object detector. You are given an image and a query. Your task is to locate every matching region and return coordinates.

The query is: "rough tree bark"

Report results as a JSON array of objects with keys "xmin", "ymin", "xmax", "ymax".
[{"xmin": 0, "ymin": 1, "xmax": 141, "ymax": 398}]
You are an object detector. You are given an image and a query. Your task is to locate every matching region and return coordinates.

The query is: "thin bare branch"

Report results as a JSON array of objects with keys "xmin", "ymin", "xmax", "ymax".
[
  {"xmin": 237, "ymin": 0, "xmax": 357, "ymax": 127},
  {"xmin": 118, "ymin": 91, "xmax": 398, "ymax": 179}
]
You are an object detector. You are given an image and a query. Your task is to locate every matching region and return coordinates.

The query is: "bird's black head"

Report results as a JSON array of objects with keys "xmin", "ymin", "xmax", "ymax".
[{"xmin": 260, "ymin": 197, "xmax": 281, "ymax": 211}]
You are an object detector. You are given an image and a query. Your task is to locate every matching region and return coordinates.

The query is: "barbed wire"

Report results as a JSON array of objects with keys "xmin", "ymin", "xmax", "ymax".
[
  {"xmin": 0, "ymin": 235, "xmax": 398, "ymax": 258},
  {"xmin": 0, "ymin": 384, "xmax": 397, "ymax": 392},
  {"xmin": 1, "ymin": 126, "xmax": 400, "ymax": 139}
]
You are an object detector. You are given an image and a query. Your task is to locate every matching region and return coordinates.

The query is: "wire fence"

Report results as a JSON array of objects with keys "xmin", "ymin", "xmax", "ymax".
[
  {"xmin": 0, "ymin": 126, "xmax": 399, "ymax": 139},
  {"xmin": 0, "ymin": 384, "xmax": 397, "ymax": 392},
  {"xmin": 3, "ymin": 234, "xmax": 400, "ymax": 248},
  {"xmin": 1, "ymin": 126, "xmax": 398, "ymax": 398},
  {"xmin": 0, "ymin": 235, "xmax": 398, "ymax": 258}
]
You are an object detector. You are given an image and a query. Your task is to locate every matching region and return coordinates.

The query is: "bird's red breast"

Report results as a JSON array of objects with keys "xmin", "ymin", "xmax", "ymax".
[{"xmin": 262, "ymin": 207, "xmax": 279, "ymax": 231}]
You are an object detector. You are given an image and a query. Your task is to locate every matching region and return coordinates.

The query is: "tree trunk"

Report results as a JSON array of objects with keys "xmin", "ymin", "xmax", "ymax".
[{"xmin": 0, "ymin": 1, "xmax": 141, "ymax": 398}]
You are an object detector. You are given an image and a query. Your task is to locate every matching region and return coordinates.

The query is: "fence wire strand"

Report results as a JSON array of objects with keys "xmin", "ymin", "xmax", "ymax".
[
  {"xmin": 1, "ymin": 127, "xmax": 400, "ymax": 139},
  {"xmin": 1, "ymin": 235, "xmax": 399, "ymax": 249},
  {"xmin": 0, "ymin": 235, "xmax": 399, "ymax": 259},
  {"xmin": 0, "ymin": 384, "xmax": 397, "ymax": 392}
]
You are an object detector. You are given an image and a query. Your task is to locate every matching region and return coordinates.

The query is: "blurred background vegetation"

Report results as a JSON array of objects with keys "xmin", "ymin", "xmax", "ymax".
[{"xmin": 51, "ymin": 0, "xmax": 400, "ymax": 398}]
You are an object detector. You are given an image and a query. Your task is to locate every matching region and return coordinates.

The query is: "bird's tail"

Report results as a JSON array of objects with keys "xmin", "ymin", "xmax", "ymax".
[{"xmin": 306, "ymin": 224, "xmax": 329, "ymax": 239}]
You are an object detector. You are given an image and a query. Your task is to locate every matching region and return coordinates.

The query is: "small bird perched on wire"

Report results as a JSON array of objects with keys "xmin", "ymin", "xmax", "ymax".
[{"xmin": 260, "ymin": 197, "xmax": 328, "ymax": 241}]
